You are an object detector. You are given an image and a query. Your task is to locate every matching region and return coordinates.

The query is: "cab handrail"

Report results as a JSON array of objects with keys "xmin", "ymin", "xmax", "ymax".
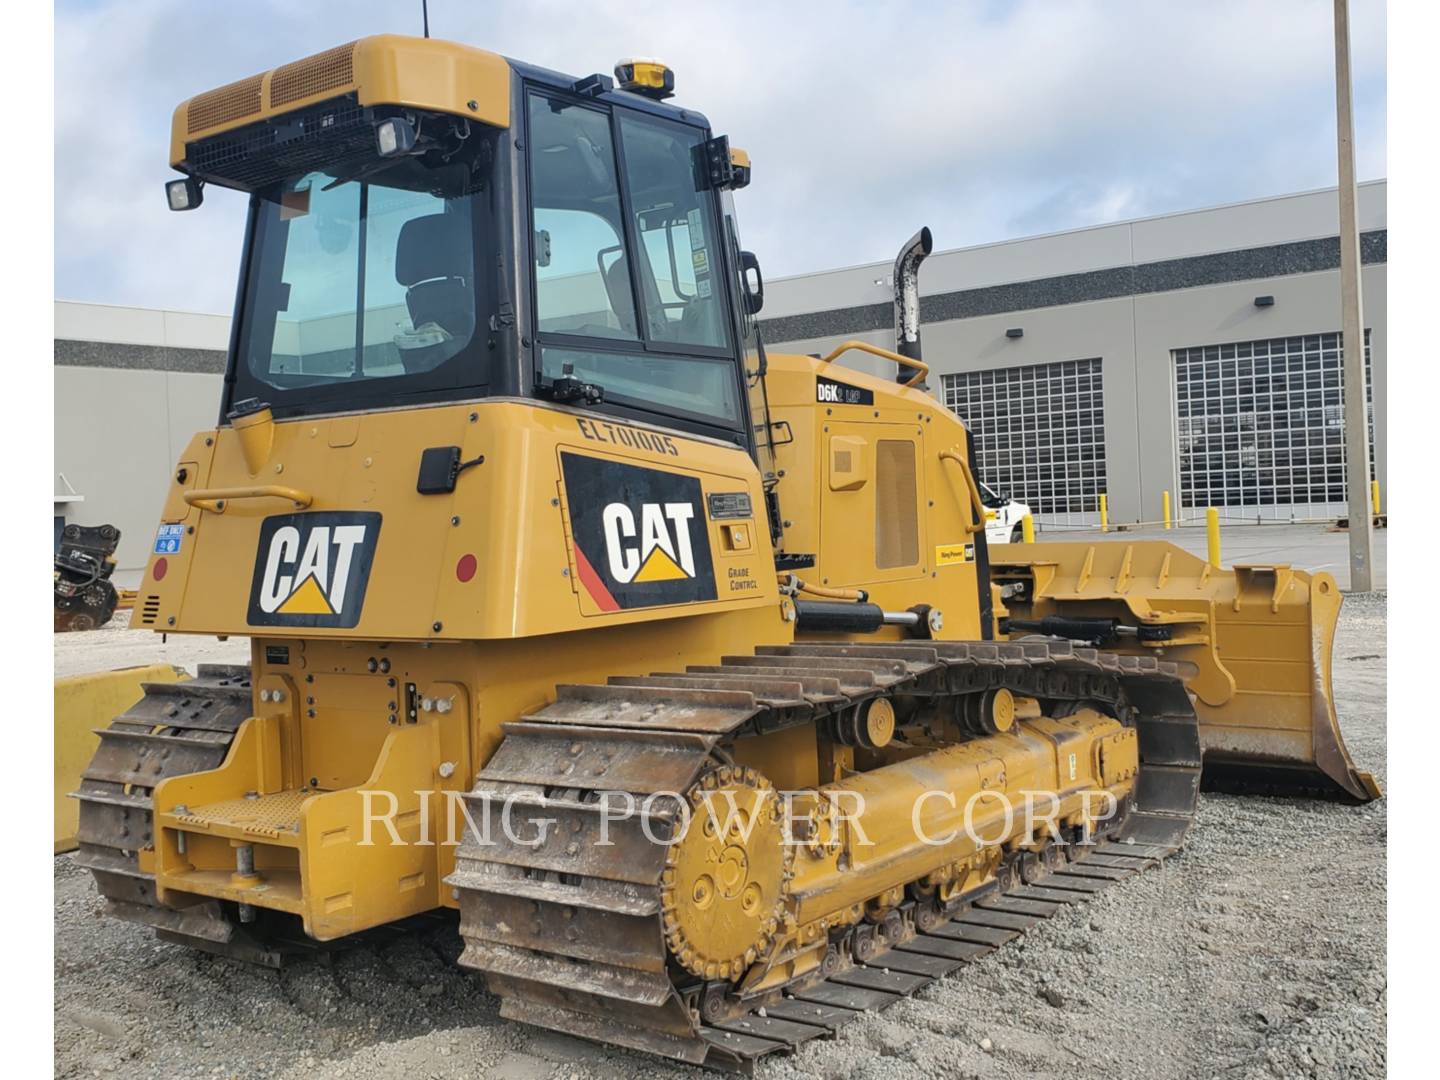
[
  {"xmin": 183, "ymin": 485, "xmax": 313, "ymax": 513},
  {"xmin": 938, "ymin": 447, "xmax": 986, "ymax": 533},
  {"xmin": 818, "ymin": 340, "xmax": 929, "ymax": 388}
]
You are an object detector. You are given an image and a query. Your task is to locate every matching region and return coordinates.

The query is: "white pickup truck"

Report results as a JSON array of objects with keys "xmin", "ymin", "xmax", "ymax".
[{"xmin": 979, "ymin": 481, "xmax": 1032, "ymax": 544}]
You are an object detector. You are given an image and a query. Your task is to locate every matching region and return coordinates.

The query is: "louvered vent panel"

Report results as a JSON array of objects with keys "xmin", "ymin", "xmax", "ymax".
[
  {"xmin": 139, "ymin": 596, "xmax": 162, "ymax": 626},
  {"xmin": 875, "ymin": 440, "xmax": 919, "ymax": 569},
  {"xmin": 187, "ymin": 73, "xmax": 264, "ymax": 135},
  {"xmin": 270, "ymin": 41, "xmax": 358, "ymax": 108}
]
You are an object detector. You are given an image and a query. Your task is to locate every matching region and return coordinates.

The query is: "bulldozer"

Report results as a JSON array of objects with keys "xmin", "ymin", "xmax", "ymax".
[{"xmin": 72, "ymin": 35, "xmax": 1378, "ymax": 1070}]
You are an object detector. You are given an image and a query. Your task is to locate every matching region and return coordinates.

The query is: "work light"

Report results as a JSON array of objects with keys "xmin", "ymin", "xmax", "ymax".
[
  {"xmin": 376, "ymin": 117, "xmax": 417, "ymax": 157},
  {"xmin": 165, "ymin": 177, "xmax": 203, "ymax": 212}
]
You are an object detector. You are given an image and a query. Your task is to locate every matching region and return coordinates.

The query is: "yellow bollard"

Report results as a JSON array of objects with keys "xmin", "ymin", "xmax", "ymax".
[
  {"xmin": 1370, "ymin": 479, "xmax": 1380, "ymax": 517},
  {"xmin": 1207, "ymin": 507, "xmax": 1221, "ymax": 568},
  {"xmin": 1099, "ymin": 493, "xmax": 1108, "ymax": 533},
  {"xmin": 1021, "ymin": 514, "xmax": 1035, "ymax": 543},
  {"xmin": 1162, "ymin": 490, "xmax": 1172, "ymax": 530}
]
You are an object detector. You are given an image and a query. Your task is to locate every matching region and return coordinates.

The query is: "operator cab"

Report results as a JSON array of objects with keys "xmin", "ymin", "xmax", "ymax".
[{"xmin": 168, "ymin": 42, "xmax": 763, "ymax": 449}]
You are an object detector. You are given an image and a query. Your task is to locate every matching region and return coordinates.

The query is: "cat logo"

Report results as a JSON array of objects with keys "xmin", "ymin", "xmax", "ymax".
[
  {"xmin": 602, "ymin": 503, "xmax": 697, "ymax": 583},
  {"xmin": 561, "ymin": 452, "xmax": 716, "ymax": 612},
  {"xmin": 247, "ymin": 512, "xmax": 381, "ymax": 628}
]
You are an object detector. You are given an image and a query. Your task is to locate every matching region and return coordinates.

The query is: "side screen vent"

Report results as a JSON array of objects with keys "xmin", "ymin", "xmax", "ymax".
[
  {"xmin": 875, "ymin": 440, "xmax": 919, "ymax": 569},
  {"xmin": 187, "ymin": 73, "xmax": 264, "ymax": 135},
  {"xmin": 270, "ymin": 41, "xmax": 358, "ymax": 108},
  {"xmin": 139, "ymin": 596, "xmax": 162, "ymax": 626}
]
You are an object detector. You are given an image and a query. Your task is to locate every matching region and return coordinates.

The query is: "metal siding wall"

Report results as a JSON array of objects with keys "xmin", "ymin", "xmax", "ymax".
[
  {"xmin": 767, "ymin": 263, "xmax": 1387, "ymax": 528},
  {"xmin": 54, "ymin": 367, "xmax": 224, "ymax": 579}
]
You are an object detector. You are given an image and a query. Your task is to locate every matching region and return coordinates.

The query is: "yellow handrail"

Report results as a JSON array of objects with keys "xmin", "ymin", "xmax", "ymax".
[
  {"xmin": 184, "ymin": 485, "xmax": 314, "ymax": 513},
  {"xmin": 938, "ymin": 448, "xmax": 986, "ymax": 534},
  {"xmin": 818, "ymin": 340, "xmax": 929, "ymax": 388}
]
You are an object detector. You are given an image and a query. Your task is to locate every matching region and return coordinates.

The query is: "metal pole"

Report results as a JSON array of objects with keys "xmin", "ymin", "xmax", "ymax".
[
  {"xmin": 1333, "ymin": 0, "xmax": 1373, "ymax": 591},
  {"xmin": 1207, "ymin": 507, "xmax": 1222, "ymax": 568}
]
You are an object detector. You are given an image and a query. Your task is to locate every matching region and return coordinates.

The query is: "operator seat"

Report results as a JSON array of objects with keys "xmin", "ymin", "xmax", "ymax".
[
  {"xmin": 602, "ymin": 255, "xmax": 639, "ymax": 337},
  {"xmin": 395, "ymin": 213, "xmax": 475, "ymax": 366}
]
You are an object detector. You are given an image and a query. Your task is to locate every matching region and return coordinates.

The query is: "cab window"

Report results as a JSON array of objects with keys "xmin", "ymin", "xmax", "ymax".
[
  {"xmin": 526, "ymin": 89, "xmax": 741, "ymax": 431},
  {"xmin": 618, "ymin": 112, "xmax": 729, "ymax": 350}
]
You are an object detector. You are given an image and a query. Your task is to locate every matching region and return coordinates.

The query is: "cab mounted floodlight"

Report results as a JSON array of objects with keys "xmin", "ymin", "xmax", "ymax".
[
  {"xmin": 165, "ymin": 176, "xmax": 203, "ymax": 211},
  {"xmin": 376, "ymin": 116, "xmax": 418, "ymax": 157}
]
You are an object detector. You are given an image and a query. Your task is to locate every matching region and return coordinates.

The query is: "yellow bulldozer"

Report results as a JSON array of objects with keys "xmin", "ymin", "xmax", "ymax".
[{"xmin": 71, "ymin": 35, "xmax": 1378, "ymax": 1070}]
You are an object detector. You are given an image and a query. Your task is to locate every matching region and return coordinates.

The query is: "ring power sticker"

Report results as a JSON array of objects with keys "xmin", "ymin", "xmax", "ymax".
[
  {"xmin": 154, "ymin": 524, "xmax": 184, "ymax": 555},
  {"xmin": 561, "ymin": 452, "xmax": 716, "ymax": 612},
  {"xmin": 935, "ymin": 542, "xmax": 976, "ymax": 566},
  {"xmin": 247, "ymin": 511, "xmax": 381, "ymax": 628}
]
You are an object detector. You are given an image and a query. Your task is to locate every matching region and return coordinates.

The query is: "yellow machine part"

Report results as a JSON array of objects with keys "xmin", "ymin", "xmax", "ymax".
[
  {"xmin": 991, "ymin": 541, "xmax": 1380, "ymax": 802},
  {"xmin": 171, "ymin": 34, "xmax": 511, "ymax": 166},
  {"xmin": 54, "ymin": 664, "xmax": 189, "ymax": 852}
]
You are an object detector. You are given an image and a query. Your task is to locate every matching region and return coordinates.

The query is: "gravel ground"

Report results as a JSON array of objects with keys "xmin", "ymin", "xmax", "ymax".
[
  {"xmin": 53, "ymin": 610, "xmax": 249, "ymax": 680},
  {"xmin": 54, "ymin": 596, "xmax": 1386, "ymax": 1080}
]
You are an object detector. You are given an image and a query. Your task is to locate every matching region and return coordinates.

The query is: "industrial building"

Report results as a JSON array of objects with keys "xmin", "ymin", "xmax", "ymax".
[
  {"xmin": 54, "ymin": 180, "xmax": 1386, "ymax": 576},
  {"xmin": 761, "ymin": 180, "xmax": 1387, "ymax": 530}
]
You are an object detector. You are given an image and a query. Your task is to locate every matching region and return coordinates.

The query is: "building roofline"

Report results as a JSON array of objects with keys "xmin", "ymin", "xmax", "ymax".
[
  {"xmin": 55, "ymin": 298, "xmax": 229, "ymax": 319},
  {"xmin": 766, "ymin": 178, "xmax": 1389, "ymax": 286}
]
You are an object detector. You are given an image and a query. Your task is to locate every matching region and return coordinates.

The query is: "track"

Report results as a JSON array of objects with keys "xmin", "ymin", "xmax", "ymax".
[
  {"xmin": 449, "ymin": 639, "xmax": 1201, "ymax": 1071},
  {"xmin": 71, "ymin": 664, "xmax": 303, "ymax": 967}
]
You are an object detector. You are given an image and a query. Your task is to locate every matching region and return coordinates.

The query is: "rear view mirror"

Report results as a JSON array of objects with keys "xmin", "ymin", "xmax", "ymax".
[{"xmin": 739, "ymin": 250, "xmax": 764, "ymax": 315}]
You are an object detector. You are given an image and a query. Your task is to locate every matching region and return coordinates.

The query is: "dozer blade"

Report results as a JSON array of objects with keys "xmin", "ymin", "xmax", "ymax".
[{"xmin": 991, "ymin": 541, "xmax": 1380, "ymax": 803}]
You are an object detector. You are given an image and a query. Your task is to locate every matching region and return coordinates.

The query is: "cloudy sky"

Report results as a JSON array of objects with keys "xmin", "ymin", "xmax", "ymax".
[{"xmin": 55, "ymin": 0, "xmax": 1387, "ymax": 314}]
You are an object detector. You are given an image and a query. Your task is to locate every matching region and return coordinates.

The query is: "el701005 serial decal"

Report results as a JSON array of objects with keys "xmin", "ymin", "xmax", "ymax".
[
  {"xmin": 575, "ymin": 417, "xmax": 680, "ymax": 456},
  {"xmin": 561, "ymin": 453, "xmax": 716, "ymax": 612}
]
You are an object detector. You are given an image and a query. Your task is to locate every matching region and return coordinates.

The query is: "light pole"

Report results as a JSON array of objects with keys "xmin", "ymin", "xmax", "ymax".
[{"xmin": 1333, "ymin": 0, "xmax": 1374, "ymax": 592}]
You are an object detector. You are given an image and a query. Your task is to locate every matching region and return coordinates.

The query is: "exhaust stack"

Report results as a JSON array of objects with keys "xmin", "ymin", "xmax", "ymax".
[{"xmin": 893, "ymin": 226, "xmax": 933, "ymax": 386}]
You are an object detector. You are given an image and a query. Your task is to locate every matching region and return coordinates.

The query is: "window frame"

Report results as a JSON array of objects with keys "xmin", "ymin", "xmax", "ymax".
[
  {"xmin": 521, "ymin": 84, "xmax": 749, "ymax": 441},
  {"xmin": 223, "ymin": 150, "xmax": 499, "ymax": 423}
]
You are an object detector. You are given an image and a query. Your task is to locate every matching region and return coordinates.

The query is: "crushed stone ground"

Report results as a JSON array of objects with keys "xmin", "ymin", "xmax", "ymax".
[{"xmin": 55, "ymin": 595, "xmax": 1385, "ymax": 1079}]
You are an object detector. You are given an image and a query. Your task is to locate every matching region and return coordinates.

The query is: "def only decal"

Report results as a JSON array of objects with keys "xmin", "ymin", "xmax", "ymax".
[
  {"xmin": 248, "ymin": 512, "xmax": 381, "ymax": 628},
  {"xmin": 561, "ymin": 453, "xmax": 716, "ymax": 612}
]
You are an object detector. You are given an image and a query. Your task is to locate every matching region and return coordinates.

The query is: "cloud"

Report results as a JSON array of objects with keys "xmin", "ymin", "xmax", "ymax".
[{"xmin": 55, "ymin": 0, "xmax": 1386, "ymax": 312}]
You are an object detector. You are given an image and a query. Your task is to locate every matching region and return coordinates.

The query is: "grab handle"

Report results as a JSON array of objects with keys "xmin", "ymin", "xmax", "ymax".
[
  {"xmin": 183, "ymin": 485, "xmax": 313, "ymax": 514},
  {"xmin": 938, "ymin": 448, "xmax": 986, "ymax": 534},
  {"xmin": 818, "ymin": 340, "xmax": 929, "ymax": 388}
]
